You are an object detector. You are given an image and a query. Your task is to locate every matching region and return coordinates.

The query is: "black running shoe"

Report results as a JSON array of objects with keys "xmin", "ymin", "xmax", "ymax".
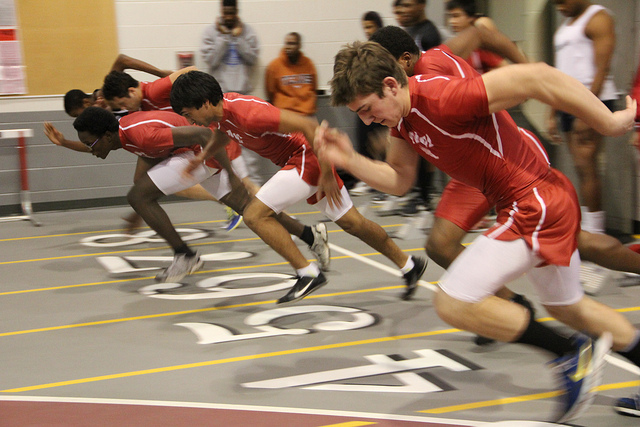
[
  {"xmin": 402, "ymin": 256, "xmax": 427, "ymax": 300},
  {"xmin": 277, "ymin": 272, "xmax": 328, "ymax": 304}
]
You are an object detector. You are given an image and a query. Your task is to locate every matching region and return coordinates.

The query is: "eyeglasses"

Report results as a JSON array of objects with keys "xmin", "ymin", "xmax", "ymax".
[{"xmin": 88, "ymin": 136, "xmax": 101, "ymax": 151}]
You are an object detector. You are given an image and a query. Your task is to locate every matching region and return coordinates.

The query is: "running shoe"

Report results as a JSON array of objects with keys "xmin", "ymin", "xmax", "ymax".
[
  {"xmin": 615, "ymin": 393, "xmax": 640, "ymax": 417},
  {"xmin": 349, "ymin": 181, "xmax": 372, "ymax": 196},
  {"xmin": 276, "ymin": 272, "xmax": 328, "ymax": 304},
  {"xmin": 155, "ymin": 252, "xmax": 204, "ymax": 283},
  {"xmin": 552, "ymin": 332, "xmax": 612, "ymax": 424},
  {"xmin": 402, "ymin": 256, "xmax": 428, "ymax": 300},
  {"xmin": 309, "ymin": 223, "xmax": 330, "ymax": 271},
  {"xmin": 223, "ymin": 207, "xmax": 243, "ymax": 232}
]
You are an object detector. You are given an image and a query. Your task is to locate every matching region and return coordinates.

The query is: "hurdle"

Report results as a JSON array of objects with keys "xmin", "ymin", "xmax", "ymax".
[{"xmin": 0, "ymin": 128, "xmax": 41, "ymax": 226}]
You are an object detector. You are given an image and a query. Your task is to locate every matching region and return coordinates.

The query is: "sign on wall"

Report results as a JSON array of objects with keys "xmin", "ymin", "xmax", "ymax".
[{"xmin": 0, "ymin": 0, "xmax": 26, "ymax": 95}]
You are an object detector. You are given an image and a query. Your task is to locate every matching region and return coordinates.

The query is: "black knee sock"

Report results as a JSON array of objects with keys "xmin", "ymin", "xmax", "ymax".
[
  {"xmin": 514, "ymin": 319, "xmax": 574, "ymax": 357},
  {"xmin": 618, "ymin": 332, "xmax": 640, "ymax": 367},
  {"xmin": 300, "ymin": 226, "xmax": 315, "ymax": 246},
  {"xmin": 175, "ymin": 244, "xmax": 196, "ymax": 257}
]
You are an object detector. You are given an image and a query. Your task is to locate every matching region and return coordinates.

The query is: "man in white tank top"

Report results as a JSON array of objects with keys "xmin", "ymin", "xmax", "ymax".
[{"xmin": 547, "ymin": 0, "xmax": 617, "ymax": 235}]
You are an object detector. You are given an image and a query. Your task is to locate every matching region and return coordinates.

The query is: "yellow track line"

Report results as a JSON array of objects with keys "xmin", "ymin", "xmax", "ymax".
[
  {"xmin": 0, "ymin": 210, "xmax": 325, "ymax": 243},
  {"xmin": 0, "ymin": 278, "xmax": 430, "ymax": 337},
  {"xmin": 1, "ymin": 328, "xmax": 460, "ymax": 393},
  {"xmin": 0, "ymin": 224, "xmax": 406, "ymax": 265},
  {"xmin": 0, "ymin": 247, "xmax": 424, "ymax": 296},
  {"xmin": 421, "ymin": 380, "xmax": 640, "ymax": 414}
]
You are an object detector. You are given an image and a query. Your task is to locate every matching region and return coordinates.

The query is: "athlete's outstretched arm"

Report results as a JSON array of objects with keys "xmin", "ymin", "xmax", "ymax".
[
  {"xmin": 316, "ymin": 123, "xmax": 419, "ymax": 196},
  {"xmin": 43, "ymin": 122, "xmax": 90, "ymax": 153},
  {"xmin": 446, "ymin": 25, "xmax": 527, "ymax": 65},
  {"xmin": 279, "ymin": 110, "xmax": 342, "ymax": 208},
  {"xmin": 482, "ymin": 62, "xmax": 636, "ymax": 137},
  {"xmin": 110, "ymin": 54, "xmax": 173, "ymax": 78}
]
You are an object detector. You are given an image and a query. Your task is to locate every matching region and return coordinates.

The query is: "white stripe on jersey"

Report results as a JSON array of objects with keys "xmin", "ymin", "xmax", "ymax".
[
  {"xmin": 225, "ymin": 97, "xmax": 271, "ymax": 107},
  {"xmin": 141, "ymin": 99, "xmax": 172, "ymax": 110},
  {"xmin": 491, "ymin": 113, "xmax": 504, "ymax": 157},
  {"xmin": 520, "ymin": 128, "xmax": 550, "ymax": 166},
  {"xmin": 435, "ymin": 48, "xmax": 468, "ymax": 78},
  {"xmin": 531, "ymin": 187, "xmax": 547, "ymax": 254},
  {"xmin": 409, "ymin": 107, "xmax": 504, "ymax": 160},
  {"xmin": 487, "ymin": 201, "xmax": 519, "ymax": 239},
  {"xmin": 299, "ymin": 144, "xmax": 306, "ymax": 178},
  {"xmin": 119, "ymin": 119, "xmax": 178, "ymax": 131}
]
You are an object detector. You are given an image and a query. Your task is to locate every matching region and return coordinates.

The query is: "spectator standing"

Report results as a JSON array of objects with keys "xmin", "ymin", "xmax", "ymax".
[
  {"xmin": 200, "ymin": 0, "xmax": 259, "ymax": 95},
  {"xmin": 265, "ymin": 32, "xmax": 317, "ymax": 116},
  {"xmin": 393, "ymin": 0, "xmax": 446, "ymax": 214},
  {"xmin": 445, "ymin": 0, "xmax": 509, "ymax": 73},
  {"xmin": 394, "ymin": 0, "xmax": 444, "ymax": 51},
  {"xmin": 362, "ymin": 11, "xmax": 384, "ymax": 40},
  {"xmin": 350, "ymin": 11, "xmax": 388, "ymax": 196},
  {"xmin": 547, "ymin": 0, "xmax": 617, "ymax": 234},
  {"xmin": 201, "ymin": 0, "xmax": 266, "ymax": 184}
]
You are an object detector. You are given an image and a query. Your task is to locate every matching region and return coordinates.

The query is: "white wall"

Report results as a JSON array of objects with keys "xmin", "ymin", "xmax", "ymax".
[{"xmin": 115, "ymin": 0, "xmax": 446, "ymax": 101}]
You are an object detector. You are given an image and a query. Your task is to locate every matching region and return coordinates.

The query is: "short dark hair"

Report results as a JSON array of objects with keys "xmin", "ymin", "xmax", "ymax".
[
  {"xmin": 170, "ymin": 70, "xmax": 224, "ymax": 113},
  {"xmin": 64, "ymin": 89, "xmax": 90, "ymax": 115},
  {"xmin": 73, "ymin": 106, "xmax": 119, "ymax": 137},
  {"xmin": 287, "ymin": 32, "xmax": 301, "ymax": 43},
  {"xmin": 362, "ymin": 11, "xmax": 384, "ymax": 29},
  {"xmin": 445, "ymin": 0, "xmax": 477, "ymax": 16},
  {"xmin": 369, "ymin": 26, "xmax": 420, "ymax": 60},
  {"xmin": 222, "ymin": 0, "xmax": 237, "ymax": 7},
  {"xmin": 102, "ymin": 71, "xmax": 139, "ymax": 100}
]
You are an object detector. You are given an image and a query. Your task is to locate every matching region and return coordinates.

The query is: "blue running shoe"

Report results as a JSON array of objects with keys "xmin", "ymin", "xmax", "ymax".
[
  {"xmin": 552, "ymin": 331, "xmax": 612, "ymax": 424},
  {"xmin": 615, "ymin": 393, "xmax": 640, "ymax": 417},
  {"xmin": 223, "ymin": 207, "xmax": 243, "ymax": 232}
]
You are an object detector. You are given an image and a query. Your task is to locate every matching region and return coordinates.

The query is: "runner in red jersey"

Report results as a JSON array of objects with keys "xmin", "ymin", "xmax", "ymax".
[
  {"xmin": 72, "ymin": 108, "xmax": 246, "ymax": 282},
  {"xmin": 372, "ymin": 25, "xmax": 640, "ymax": 289},
  {"xmin": 322, "ymin": 40, "xmax": 637, "ymax": 423},
  {"xmin": 72, "ymin": 108, "xmax": 326, "ymax": 286},
  {"xmin": 170, "ymin": 70, "xmax": 427, "ymax": 304},
  {"xmin": 101, "ymin": 69, "xmax": 190, "ymax": 112}
]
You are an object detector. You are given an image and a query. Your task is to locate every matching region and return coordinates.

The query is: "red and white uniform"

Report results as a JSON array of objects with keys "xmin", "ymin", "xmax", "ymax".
[
  {"xmin": 466, "ymin": 49, "xmax": 503, "ymax": 75},
  {"xmin": 214, "ymin": 93, "xmax": 351, "ymax": 220},
  {"xmin": 415, "ymin": 46, "xmax": 551, "ymax": 232},
  {"xmin": 139, "ymin": 77, "xmax": 173, "ymax": 111},
  {"xmin": 119, "ymin": 110, "xmax": 246, "ymax": 199},
  {"xmin": 392, "ymin": 47, "xmax": 580, "ymax": 266}
]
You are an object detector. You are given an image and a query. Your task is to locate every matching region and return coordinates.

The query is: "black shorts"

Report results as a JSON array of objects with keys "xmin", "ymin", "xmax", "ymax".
[{"xmin": 558, "ymin": 99, "xmax": 617, "ymax": 133}]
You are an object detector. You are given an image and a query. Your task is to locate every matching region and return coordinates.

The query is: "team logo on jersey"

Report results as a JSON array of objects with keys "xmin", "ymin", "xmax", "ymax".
[{"xmin": 408, "ymin": 131, "xmax": 438, "ymax": 159}]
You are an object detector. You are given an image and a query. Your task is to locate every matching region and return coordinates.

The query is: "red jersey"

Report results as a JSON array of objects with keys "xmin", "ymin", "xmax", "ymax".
[
  {"xmin": 118, "ymin": 110, "xmax": 240, "ymax": 168},
  {"xmin": 216, "ymin": 93, "xmax": 311, "ymax": 166},
  {"xmin": 140, "ymin": 77, "xmax": 173, "ymax": 111},
  {"xmin": 391, "ymin": 48, "xmax": 550, "ymax": 205},
  {"xmin": 467, "ymin": 50, "xmax": 503, "ymax": 74},
  {"xmin": 632, "ymin": 58, "xmax": 640, "ymax": 125}
]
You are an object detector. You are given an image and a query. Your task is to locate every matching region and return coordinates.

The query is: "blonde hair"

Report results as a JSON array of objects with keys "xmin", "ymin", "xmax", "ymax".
[{"xmin": 330, "ymin": 41, "xmax": 408, "ymax": 106}]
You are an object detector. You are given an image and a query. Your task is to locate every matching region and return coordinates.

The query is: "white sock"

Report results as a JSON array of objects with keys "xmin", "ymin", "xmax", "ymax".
[
  {"xmin": 400, "ymin": 256, "xmax": 415, "ymax": 275},
  {"xmin": 296, "ymin": 263, "xmax": 320, "ymax": 278},
  {"xmin": 581, "ymin": 210, "xmax": 605, "ymax": 234}
]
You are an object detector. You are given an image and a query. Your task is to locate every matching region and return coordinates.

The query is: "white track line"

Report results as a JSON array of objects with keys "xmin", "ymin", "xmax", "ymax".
[
  {"xmin": 605, "ymin": 353, "xmax": 640, "ymax": 375},
  {"xmin": 0, "ymin": 395, "xmax": 491, "ymax": 426}
]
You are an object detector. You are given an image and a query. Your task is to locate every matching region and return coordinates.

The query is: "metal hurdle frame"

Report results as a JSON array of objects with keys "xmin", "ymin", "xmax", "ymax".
[{"xmin": 0, "ymin": 128, "xmax": 41, "ymax": 226}]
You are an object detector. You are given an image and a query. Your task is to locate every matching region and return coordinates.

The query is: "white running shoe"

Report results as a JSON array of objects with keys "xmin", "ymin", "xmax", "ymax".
[
  {"xmin": 155, "ymin": 252, "xmax": 204, "ymax": 283},
  {"xmin": 309, "ymin": 223, "xmax": 330, "ymax": 271}
]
